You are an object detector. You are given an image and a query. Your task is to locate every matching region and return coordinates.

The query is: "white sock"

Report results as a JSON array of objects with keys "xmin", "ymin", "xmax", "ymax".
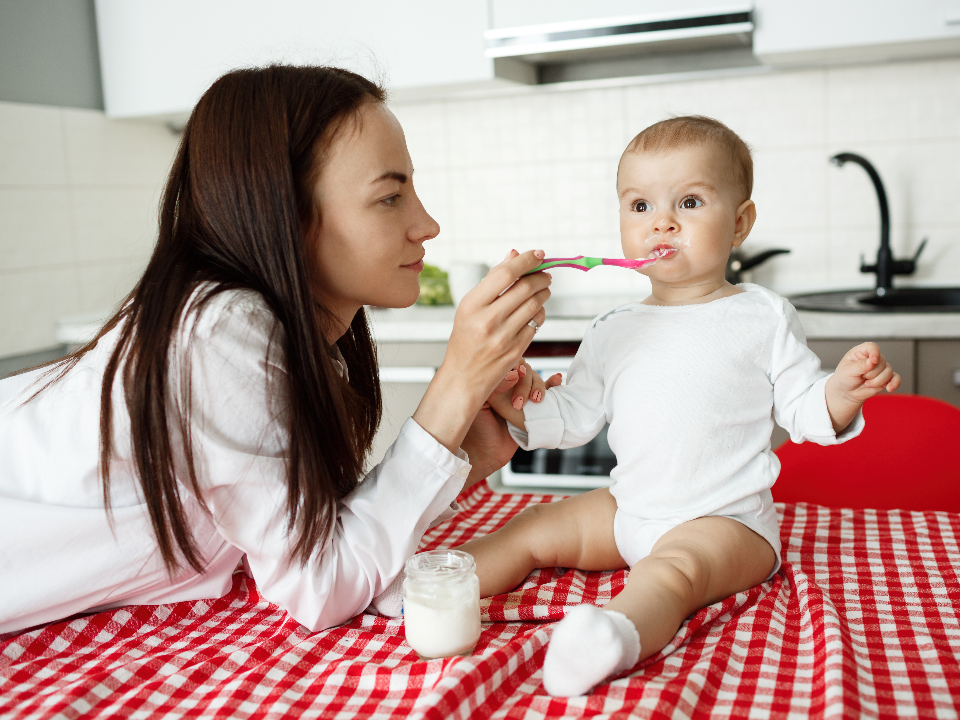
[
  {"xmin": 542, "ymin": 605, "xmax": 641, "ymax": 697},
  {"xmin": 370, "ymin": 570, "xmax": 405, "ymax": 617}
]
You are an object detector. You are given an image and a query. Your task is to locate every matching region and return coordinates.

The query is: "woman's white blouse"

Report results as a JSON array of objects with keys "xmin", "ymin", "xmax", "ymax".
[{"xmin": 0, "ymin": 289, "xmax": 470, "ymax": 635}]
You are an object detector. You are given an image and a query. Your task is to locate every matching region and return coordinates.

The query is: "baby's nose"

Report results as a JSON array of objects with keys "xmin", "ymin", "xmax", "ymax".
[{"xmin": 653, "ymin": 215, "xmax": 678, "ymax": 233}]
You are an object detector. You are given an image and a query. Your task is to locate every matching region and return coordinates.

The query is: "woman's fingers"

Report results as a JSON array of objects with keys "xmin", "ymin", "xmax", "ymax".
[
  {"xmin": 505, "ymin": 288, "xmax": 550, "ymax": 341},
  {"xmin": 525, "ymin": 363, "xmax": 550, "ymax": 403},
  {"xmin": 438, "ymin": 249, "xmax": 552, "ymax": 409},
  {"xmin": 510, "ymin": 364, "xmax": 535, "ymax": 410},
  {"xmin": 493, "ymin": 272, "xmax": 552, "ymax": 320},
  {"xmin": 469, "ymin": 249, "xmax": 546, "ymax": 306},
  {"xmin": 489, "ymin": 366, "xmax": 520, "ymax": 397}
]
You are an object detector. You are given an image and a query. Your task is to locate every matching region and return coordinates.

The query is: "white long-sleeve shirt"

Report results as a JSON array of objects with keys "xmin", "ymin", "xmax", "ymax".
[
  {"xmin": 511, "ymin": 284, "xmax": 863, "ymax": 522},
  {"xmin": 0, "ymin": 289, "xmax": 469, "ymax": 635}
]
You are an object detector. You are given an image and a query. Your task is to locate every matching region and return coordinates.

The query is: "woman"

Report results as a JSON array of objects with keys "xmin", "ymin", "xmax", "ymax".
[{"xmin": 0, "ymin": 66, "xmax": 550, "ymax": 634}]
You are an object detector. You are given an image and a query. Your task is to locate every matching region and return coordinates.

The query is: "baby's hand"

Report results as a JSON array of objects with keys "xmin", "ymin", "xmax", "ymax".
[
  {"xmin": 825, "ymin": 342, "xmax": 901, "ymax": 432},
  {"xmin": 832, "ymin": 342, "xmax": 901, "ymax": 399}
]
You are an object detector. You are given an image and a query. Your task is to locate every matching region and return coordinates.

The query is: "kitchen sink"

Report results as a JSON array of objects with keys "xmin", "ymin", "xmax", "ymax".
[{"xmin": 791, "ymin": 287, "xmax": 960, "ymax": 313}]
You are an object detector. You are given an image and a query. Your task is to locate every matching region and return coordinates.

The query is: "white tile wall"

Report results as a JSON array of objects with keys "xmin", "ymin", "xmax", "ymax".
[
  {"xmin": 393, "ymin": 56, "xmax": 960, "ymax": 300},
  {"xmin": 4, "ymin": 56, "xmax": 960, "ymax": 356},
  {"xmin": 0, "ymin": 102, "xmax": 178, "ymax": 356}
]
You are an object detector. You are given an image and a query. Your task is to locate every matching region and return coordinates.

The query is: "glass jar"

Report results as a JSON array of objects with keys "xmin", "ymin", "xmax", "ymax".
[{"xmin": 403, "ymin": 550, "xmax": 481, "ymax": 659}]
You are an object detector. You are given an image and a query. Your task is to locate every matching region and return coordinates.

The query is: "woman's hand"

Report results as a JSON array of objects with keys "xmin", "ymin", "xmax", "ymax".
[
  {"xmin": 461, "ymin": 361, "xmax": 562, "ymax": 490},
  {"xmin": 459, "ymin": 405, "xmax": 517, "ymax": 491},
  {"xmin": 485, "ymin": 361, "xmax": 561, "ymax": 431},
  {"xmin": 413, "ymin": 250, "xmax": 551, "ymax": 455}
]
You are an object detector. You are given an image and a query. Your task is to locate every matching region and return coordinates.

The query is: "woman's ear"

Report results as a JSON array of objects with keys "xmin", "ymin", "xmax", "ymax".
[{"xmin": 732, "ymin": 199, "xmax": 757, "ymax": 248}]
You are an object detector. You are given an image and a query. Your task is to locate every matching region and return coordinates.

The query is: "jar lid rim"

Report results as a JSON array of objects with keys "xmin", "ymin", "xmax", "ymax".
[{"xmin": 405, "ymin": 549, "xmax": 476, "ymax": 582}]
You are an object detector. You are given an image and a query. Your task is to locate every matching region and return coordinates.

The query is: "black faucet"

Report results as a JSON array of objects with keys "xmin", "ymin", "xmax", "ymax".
[
  {"xmin": 830, "ymin": 152, "xmax": 927, "ymax": 296},
  {"xmin": 725, "ymin": 248, "xmax": 791, "ymax": 284}
]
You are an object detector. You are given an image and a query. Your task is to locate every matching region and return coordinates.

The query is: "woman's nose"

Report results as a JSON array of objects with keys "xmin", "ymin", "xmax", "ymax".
[{"xmin": 411, "ymin": 194, "xmax": 441, "ymax": 243}]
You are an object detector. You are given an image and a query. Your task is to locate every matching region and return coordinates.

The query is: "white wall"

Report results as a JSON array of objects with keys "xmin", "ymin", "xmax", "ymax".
[
  {"xmin": 393, "ymin": 56, "xmax": 960, "ymax": 300},
  {"xmin": 3, "ymin": 55, "xmax": 959, "ymax": 357},
  {"xmin": 0, "ymin": 101, "xmax": 179, "ymax": 356}
]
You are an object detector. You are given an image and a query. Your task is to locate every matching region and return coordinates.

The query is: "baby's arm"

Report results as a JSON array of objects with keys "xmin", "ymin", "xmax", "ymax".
[
  {"xmin": 825, "ymin": 342, "xmax": 901, "ymax": 432},
  {"xmin": 504, "ymin": 330, "xmax": 608, "ymax": 449}
]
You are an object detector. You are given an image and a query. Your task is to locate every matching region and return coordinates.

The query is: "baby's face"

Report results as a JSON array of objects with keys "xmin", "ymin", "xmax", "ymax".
[{"xmin": 617, "ymin": 144, "xmax": 750, "ymax": 288}]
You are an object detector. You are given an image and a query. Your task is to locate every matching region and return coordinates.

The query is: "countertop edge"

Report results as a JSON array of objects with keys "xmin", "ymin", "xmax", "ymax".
[{"xmin": 369, "ymin": 312, "xmax": 960, "ymax": 342}]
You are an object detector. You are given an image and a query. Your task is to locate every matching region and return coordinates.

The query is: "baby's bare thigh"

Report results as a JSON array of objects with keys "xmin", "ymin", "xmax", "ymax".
[
  {"xmin": 648, "ymin": 516, "xmax": 776, "ymax": 606},
  {"xmin": 523, "ymin": 488, "xmax": 626, "ymax": 571}
]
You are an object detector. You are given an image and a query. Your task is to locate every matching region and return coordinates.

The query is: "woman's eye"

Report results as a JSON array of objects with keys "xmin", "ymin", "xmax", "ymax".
[
  {"xmin": 381, "ymin": 194, "xmax": 400, "ymax": 207},
  {"xmin": 680, "ymin": 196, "xmax": 703, "ymax": 209},
  {"xmin": 631, "ymin": 200, "xmax": 649, "ymax": 213}
]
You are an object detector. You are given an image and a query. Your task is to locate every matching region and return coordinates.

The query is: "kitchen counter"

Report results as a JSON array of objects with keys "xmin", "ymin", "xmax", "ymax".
[
  {"xmin": 56, "ymin": 299, "xmax": 960, "ymax": 348},
  {"xmin": 367, "ymin": 300, "xmax": 960, "ymax": 342}
]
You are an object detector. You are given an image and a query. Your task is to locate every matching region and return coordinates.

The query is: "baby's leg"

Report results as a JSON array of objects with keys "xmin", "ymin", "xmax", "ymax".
[
  {"xmin": 543, "ymin": 516, "xmax": 775, "ymax": 696},
  {"xmin": 456, "ymin": 488, "xmax": 625, "ymax": 597},
  {"xmin": 605, "ymin": 516, "xmax": 775, "ymax": 663}
]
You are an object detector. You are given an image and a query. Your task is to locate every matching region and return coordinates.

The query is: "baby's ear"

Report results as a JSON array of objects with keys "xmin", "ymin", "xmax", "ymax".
[{"xmin": 733, "ymin": 199, "xmax": 757, "ymax": 245}]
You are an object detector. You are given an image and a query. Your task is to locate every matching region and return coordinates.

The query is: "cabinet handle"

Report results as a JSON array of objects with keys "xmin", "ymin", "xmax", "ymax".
[{"xmin": 954, "ymin": 369, "xmax": 960, "ymax": 388}]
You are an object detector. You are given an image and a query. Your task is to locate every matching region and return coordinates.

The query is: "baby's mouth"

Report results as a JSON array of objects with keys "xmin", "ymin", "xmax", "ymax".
[{"xmin": 648, "ymin": 244, "xmax": 678, "ymax": 260}]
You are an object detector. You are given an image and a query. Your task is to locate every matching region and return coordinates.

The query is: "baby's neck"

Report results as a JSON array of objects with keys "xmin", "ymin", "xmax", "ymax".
[{"xmin": 643, "ymin": 279, "xmax": 743, "ymax": 306}]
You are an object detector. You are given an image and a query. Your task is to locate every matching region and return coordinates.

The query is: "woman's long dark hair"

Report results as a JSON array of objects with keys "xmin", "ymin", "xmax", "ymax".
[{"xmin": 36, "ymin": 66, "xmax": 385, "ymax": 574}]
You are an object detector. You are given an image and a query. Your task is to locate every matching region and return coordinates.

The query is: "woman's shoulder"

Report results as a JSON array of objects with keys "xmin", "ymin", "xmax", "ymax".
[
  {"xmin": 178, "ymin": 284, "xmax": 285, "ymax": 369},
  {"xmin": 184, "ymin": 285, "xmax": 279, "ymax": 342}
]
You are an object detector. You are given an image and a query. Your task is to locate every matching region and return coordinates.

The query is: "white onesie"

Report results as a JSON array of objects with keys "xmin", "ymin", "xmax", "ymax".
[{"xmin": 509, "ymin": 284, "xmax": 864, "ymax": 572}]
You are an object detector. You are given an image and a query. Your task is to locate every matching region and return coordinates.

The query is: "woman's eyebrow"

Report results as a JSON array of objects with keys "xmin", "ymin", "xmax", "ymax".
[{"xmin": 372, "ymin": 171, "xmax": 408, "ymax": 184}]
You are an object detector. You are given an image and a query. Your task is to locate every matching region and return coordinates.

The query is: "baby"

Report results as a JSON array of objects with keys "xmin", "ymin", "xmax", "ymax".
[{"xmin": 459, "ymin": 116, "xmax": 901, "ymax": 697}]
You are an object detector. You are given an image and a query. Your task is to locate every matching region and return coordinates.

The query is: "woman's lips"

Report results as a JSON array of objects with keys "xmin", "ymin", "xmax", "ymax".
[{"xmin": 402, "ymin": 259, "xmax": 425, "ymax": 271}]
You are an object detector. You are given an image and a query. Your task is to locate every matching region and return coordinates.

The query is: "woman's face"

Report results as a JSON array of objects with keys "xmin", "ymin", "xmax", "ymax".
[{"xmin": 312, "ymin": 101, "xmax": 439, "ymax": 333}]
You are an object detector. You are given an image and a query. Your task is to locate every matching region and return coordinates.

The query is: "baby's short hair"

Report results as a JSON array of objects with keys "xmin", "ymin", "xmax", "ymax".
[{"xmin": 624, "ymin": 116, "xmax": 753, "ymax": 201}]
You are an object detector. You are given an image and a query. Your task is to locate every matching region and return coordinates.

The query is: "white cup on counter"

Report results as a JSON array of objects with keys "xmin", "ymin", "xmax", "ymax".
[{"xmin": 448, "ymin": 262, "xmax": 490, "ymax": 307}]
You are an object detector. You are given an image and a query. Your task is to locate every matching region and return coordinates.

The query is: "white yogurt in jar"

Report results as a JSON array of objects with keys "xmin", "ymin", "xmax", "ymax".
[{"xmin": 403, "ymin": 550, "xmax": 481, "ymax": 659}]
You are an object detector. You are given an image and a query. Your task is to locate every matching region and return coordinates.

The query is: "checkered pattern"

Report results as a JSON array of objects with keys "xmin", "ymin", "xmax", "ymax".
[{"xmin": 3, "ymin": 481, "xmax": 960, "ymax": 719}]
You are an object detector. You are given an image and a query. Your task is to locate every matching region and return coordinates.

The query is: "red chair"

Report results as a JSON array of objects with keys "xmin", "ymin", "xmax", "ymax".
[{"xmin": 773, "ymin": 394, "xmax": 960, "ymax": 512}]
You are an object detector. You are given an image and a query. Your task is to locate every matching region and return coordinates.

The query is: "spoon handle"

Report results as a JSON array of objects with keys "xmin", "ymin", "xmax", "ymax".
[{"xmin": 525, "ymin": 256, "xmax": 655, "ymax": 275}]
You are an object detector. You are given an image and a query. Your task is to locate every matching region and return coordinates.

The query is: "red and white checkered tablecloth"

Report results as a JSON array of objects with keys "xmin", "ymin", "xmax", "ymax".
[{"xmin": 2, "ymin": 480, "xmax": 959, "ymax": 719}]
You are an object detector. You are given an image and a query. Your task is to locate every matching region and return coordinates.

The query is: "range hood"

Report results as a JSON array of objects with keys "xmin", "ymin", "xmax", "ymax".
[{"xmin": 485, "ymin": 5, "xmax": 755, "ymax": 84}]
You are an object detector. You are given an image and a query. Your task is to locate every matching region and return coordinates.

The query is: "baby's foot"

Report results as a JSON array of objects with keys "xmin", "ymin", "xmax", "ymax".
[{"xmin": 542, "ymin": 604, "xmax": 641, "ymax": 697}]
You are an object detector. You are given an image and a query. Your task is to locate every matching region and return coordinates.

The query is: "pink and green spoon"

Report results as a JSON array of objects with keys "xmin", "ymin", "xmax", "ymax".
[{"xmin": 524, "ymin": 250, "xmax": 674, "ymax": 275}]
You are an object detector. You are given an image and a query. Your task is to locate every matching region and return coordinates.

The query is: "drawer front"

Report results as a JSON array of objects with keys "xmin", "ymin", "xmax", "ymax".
[{"xmin": 917, "ymin": 340, "xmax": 960, "ymax": 409}]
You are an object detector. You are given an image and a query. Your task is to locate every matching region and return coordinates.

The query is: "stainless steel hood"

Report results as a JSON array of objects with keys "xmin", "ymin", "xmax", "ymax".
[{"xmin": 484, "ymin": 6, "xmax": 753, "ymax": 67}]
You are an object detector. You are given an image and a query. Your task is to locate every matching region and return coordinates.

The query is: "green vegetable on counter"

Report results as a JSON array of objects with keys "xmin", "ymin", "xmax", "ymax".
[{"xmin": 416, "ymin": 263, "xmax": 453, "ymax": 306}]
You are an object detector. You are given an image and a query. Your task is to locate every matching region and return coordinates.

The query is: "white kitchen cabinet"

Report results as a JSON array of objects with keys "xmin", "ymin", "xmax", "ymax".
[
  {"xmin": 754, "ymin": 0, "xmax": 960, "ymax": 66},
  {"xmin": 94, "ymin": 0, "xmax": 502, "ymax": 120}
]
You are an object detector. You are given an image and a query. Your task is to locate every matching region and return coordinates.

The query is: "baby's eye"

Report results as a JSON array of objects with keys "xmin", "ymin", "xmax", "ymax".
[
  {"xmin": 680, "ymin": 196, "xmax": 703, "ymax": 210},
  {"xmin": 631, "ymin": 200, "xmax": 649, "ymax": 213}
]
